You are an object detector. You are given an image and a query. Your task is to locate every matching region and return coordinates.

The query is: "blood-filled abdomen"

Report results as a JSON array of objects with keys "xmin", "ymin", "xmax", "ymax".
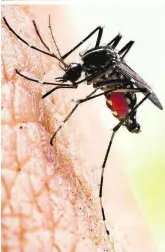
[{"xmin": 106, "ymin": 92, "xmax": 129, "ymax": 118}]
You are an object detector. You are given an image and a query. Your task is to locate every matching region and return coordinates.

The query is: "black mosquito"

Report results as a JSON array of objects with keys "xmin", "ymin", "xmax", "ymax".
[{"xmin": 3, "ymin": 16, "xmax": 163, "ymax": 242}]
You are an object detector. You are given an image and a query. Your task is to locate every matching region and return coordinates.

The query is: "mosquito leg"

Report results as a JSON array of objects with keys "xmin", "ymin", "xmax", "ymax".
[
  {"xmin": 99, "ymin": 92, "xmax": 151, "ymax": 240},
  {"xmin": 42, "ymin": 74, "xmax": 99, "ymax": 98},
  {"xmin": 93, "ymin": 78, "xmax": 128, "ymax": 88},
  {"xmin": 15, "ymin": 69, "xmax": 72, "ymax": 86},
  {"xmin": 77, "ymin": 87, "xmax": 147, "ymax": 104},
  {"xmin": 107, "ymin": 33, "xmax": 122, "ymax": 48},
  {"xmin": 42, "ymin": 86, "xmax": 78, "ymax": 99},
  {"xmin": 16, "ymin": 68, "xmax": 146, "ymax": 99},
  {"xmin": 50, "ymin": 89, "xmax": 98, "ymax": 145},
  {"xmin": 99, "ymin": 130, "xmax": 115, "ymax": 238},
  {"xmin": 15, "ymin": 69, "xmax": 76, "ymax": 99},
  {"xmin": 16, "ymin": 68, "xmax": 99, "ymax": 98},
  {"xmin": 61, "ymin": 26, "xmax": 104, "ymax": 60},
  {"xmin": 77, "ymin": 89, "xmax": 114, "ymax": 103},
  {"xmin": 118, "ymin": 40, "xmax": 134, "ymax": 59},
  {"xmin": 86, "ymin": 88, "xmax": 98, "ymax": 98},
  {"xmin": 3, "ymin": 17, "xmax": 60, "ymax": 60},
  {"xmin": 43, "ymin": 82, "xmax": 147, "ymax": 101}
]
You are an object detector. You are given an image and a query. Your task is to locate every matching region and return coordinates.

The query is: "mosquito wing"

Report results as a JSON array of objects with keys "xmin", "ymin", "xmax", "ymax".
[{"xmin": 116, "ymin": 61, "xmax": 163, "ymax": 110}]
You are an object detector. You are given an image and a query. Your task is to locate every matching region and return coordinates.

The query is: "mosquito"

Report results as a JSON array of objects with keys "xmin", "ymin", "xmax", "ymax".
[{"xmin": 3, "ymin": 16, "xmax": 163, "ymax": 242}]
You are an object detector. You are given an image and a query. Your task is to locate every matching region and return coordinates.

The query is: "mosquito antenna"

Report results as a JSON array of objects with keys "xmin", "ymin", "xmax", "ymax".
[
  {"xmin": 32, "ymin": 20, "xmax": 50, "ymax": 52},
  {"xmin": 3, "ymin": 17, "xmax": 61, "ymax": 61},
  {"xmin": 33, "ymin": 16, "xmax": 67, "ymax": 70},
  {"xmin": 48, "ymin": 15, "xmax": 67, "ymax": 69},
  {"xmin": 48, "ymin": 15, "xmax": 62, "ymax": 58}
]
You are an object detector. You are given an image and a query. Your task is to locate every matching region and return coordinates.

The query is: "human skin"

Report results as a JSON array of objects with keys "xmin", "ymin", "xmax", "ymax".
[{"xmin": 2, "ymin": 4, "xmax": 158, "ymax": 252}]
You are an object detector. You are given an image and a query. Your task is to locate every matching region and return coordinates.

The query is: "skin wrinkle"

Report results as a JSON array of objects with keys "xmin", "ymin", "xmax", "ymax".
[{"xmin": 2, "ymin": 5, "xmax": 108, "ymax": 252}]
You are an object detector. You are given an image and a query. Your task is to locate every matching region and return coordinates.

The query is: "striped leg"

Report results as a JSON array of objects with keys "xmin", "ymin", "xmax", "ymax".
[{"xmin": 99, "ymin": 92, "xmax": 150, "ymax": 240}]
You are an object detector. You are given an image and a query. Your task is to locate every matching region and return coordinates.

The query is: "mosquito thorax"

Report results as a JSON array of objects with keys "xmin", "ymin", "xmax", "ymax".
[
  {"xmin": 81, "ymin": 47, "xmax": 115, "ymax": 75},
  {"xmin": 63, "ymin": 63, "xmax": 82, "ymax": 82}
]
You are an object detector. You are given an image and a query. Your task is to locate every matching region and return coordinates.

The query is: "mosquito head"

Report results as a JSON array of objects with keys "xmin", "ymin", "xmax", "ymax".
[{"xmin": 62, "ymin": 63, "xmax": 82, "ymax": 82}]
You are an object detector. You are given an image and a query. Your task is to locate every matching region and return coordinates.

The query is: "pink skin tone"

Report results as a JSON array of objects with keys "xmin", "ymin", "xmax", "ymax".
[{"xmin": 2, "ymin": 5, "xmax": 157, "ymax": 252}]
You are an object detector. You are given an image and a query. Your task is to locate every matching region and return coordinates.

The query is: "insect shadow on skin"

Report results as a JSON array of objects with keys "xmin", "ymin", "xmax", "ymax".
[{"xmin": 3, "ymin": 15, "xmax": 163, "ymax": 243}]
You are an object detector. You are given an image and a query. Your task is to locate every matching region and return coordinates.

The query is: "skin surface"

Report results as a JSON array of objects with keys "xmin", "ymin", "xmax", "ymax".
[{"xmin": 1, "ymin": 4, "xmax": 159, "ymax": 252}]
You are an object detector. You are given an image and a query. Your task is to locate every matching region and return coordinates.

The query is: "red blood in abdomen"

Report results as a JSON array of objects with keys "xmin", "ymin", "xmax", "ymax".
[{"xmin": 111, "ymin": 92, "xmax": 128, "ymax": 117}]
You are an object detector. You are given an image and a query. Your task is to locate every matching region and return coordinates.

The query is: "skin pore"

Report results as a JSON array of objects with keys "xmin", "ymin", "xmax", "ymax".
[{"xmin": 2, "ymin": 4, "xmax": 158, "ymax": 252}]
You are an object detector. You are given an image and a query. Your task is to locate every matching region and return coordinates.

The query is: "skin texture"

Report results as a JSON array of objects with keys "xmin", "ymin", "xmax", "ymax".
[
  {"xmin": 2, "ymin": 4, "xmax": 158, "ymax": 252},
  {"xmin": 1, "ymin": 5, "xmax": 109, "ymax": 252}
]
